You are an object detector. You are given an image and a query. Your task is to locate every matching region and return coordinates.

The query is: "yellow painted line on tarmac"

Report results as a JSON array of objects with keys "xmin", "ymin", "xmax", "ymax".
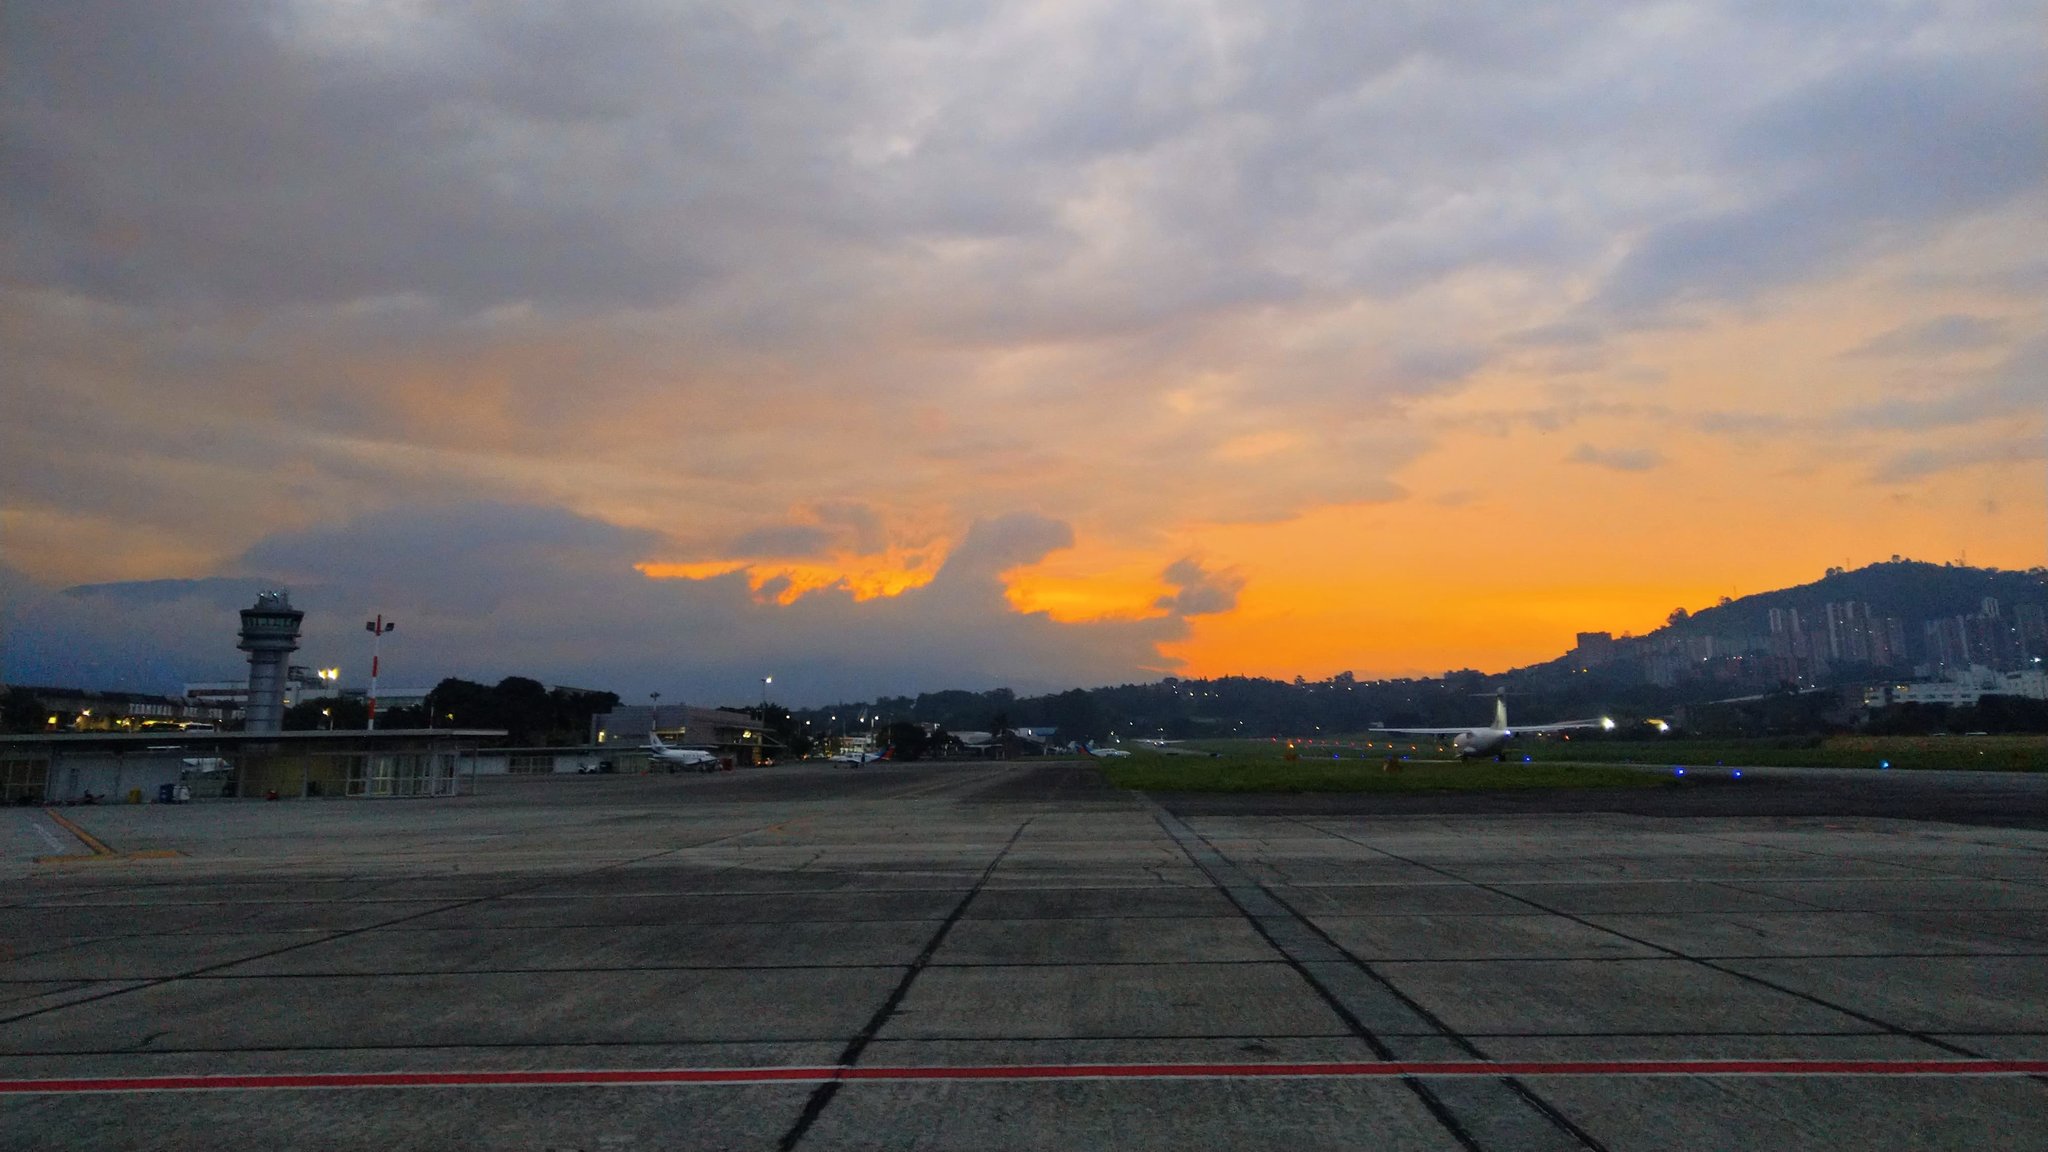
[
  {"xmin": 34, "ymin": 810, "xmax": 181, "ymax": 865},
  {"xmin": 42, "ymin": 810, "xmax": 112, "ymax": 856}
]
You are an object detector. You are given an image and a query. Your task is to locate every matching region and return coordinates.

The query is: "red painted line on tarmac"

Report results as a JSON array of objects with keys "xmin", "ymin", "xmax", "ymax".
[{"xmin": 2, "ymin": 1059, "xmax": 2045, "ymax": 1094}]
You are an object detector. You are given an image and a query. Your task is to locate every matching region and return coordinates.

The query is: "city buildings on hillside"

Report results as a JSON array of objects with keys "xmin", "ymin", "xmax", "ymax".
[{"xmin": 1571, "ymin": 596, "xmax": 2048, "ymax": 693}]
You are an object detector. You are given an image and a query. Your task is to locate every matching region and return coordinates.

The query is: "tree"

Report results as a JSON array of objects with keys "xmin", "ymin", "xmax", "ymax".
[
  {"xmin": 284, "ymin": 696, "xmax": 367, "ymax": 730},
  {"xmin": 1, "ymin": 687, "xmax": 50, "ymax": 733},
  {"xmin": 885, "ymin": 721, "xmax": 931, "ymax": 761},
  {"xmin": 1045, "ymin": 688, "xmax": 1102, "ymax": 743},
  {"xmin": 759, "ymin": 703, "xmax": 812, "ymax": 757}
]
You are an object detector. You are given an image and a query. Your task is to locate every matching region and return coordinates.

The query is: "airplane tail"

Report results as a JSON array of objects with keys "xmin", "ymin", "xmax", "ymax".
[
  {"xmin": 1494, "ymin": 695, "xmax": 1509, "ymax": 730},
  {"xmin": 648, "ymin": 731, "xmax": 667, "ymax": 751}
]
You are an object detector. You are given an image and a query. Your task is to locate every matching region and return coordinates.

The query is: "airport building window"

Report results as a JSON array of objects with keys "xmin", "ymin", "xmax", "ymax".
[{"xmin": 2, "ymin": 757, "xmax": 49, "ymax": 803}]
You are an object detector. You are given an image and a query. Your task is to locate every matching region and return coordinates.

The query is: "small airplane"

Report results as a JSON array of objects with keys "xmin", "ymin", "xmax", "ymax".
[
  {"xmin": 1371, "ymin": 695, "xmax": 1614, "ymax": 761},
  {"xmin": 647, "ymin": 732, "xmax": 721, "ymax": 772},
  {"xmin": 828, "ymin": 748, "xmax": 887, "ymax": 766},
  {"xmin": 1076, "ymin": 742, "xmax": 1131, "ymax": 758}
]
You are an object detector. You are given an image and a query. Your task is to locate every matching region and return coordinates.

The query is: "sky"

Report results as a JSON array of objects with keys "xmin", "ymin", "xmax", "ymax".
[{"xmin": 3, "ymin": 0, "xmax": 2044, "ymax": 706}]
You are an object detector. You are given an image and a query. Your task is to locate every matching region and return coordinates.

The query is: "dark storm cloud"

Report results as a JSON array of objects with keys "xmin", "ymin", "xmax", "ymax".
[{"xmin": 4, "ymin": 503, "xmax": 1203, "ymax": 701}]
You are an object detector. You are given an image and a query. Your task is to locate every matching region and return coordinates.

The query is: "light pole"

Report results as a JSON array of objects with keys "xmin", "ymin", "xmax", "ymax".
[
  {"xmin": 759, "ymin": 676, "xmax": 772, "ymax": 764},
  {"xmin": 318, "ymin": 667, "xmax": 340, "ymax": 727},
  {"xmin": 364, "ymin": 616, "xmax": 395, "ymax": 730}
]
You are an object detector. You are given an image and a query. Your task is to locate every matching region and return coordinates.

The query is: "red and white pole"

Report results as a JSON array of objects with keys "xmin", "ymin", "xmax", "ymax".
[{"xmin": 365, "ymin": 615, "xmax": 396, "ymax": 730}]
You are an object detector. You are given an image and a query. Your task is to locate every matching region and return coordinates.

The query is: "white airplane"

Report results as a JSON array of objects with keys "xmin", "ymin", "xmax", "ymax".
[
  {"xmin": 1372, "ymin": 696, "xmax": 1614, "ymax": 761},
  {"xmin": 1077, "ymin": 742, "xmax": 1131, "ymax": 759},
  {"xmin": 647, "ymin": 732, "xmax": 721, "ymax": 771},
  {"xmin": 828, "ymin": 748, "xmax": 886, "ymax": 766}
]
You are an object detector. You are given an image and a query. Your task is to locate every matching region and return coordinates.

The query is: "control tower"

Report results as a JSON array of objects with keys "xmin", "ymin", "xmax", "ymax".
[{"xmin": 238, "ymin": 590, "xmax": 305, "ymax": 733}]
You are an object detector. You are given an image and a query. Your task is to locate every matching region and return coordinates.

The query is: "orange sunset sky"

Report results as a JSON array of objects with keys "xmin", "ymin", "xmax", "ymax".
[{"xmin": 3, "ymin": 2, "xmax": 2042, "ymax": 702}]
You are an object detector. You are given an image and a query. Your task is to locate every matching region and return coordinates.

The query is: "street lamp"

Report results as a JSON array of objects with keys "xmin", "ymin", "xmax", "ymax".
[
  {"xmin": 364, "ymin": 616, "xmax": 396, "ymax": 730},
  {"xmin": 759, "ymin": 676, "xmax": 773, "ymax": 764}
]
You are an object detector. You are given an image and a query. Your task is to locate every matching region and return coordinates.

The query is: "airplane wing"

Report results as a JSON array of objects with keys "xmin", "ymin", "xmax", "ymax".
[
  {"xmin": 1509, "ymin": 718, "xmax": 1614, "ymax": 733},
  {"xmin": 1368, "ymin": 726, "xmax": 1476, "ymax": 736}
]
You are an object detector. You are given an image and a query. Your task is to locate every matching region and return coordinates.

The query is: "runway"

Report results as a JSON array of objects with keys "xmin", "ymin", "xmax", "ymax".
[{"xmin": 4, "ymin": 760, "xmax": 2045, "ymax": 1150}]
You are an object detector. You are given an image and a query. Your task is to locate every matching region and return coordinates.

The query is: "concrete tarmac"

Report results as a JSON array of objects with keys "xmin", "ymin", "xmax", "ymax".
[{"xmin": 3, "ymin": 759, "xmax": 2046, "ymax": 1150}]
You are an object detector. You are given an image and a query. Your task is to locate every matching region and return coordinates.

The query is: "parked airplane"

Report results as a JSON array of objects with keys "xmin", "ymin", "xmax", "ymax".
[
  {"xmin": 647, "ymin": 732, "xmax": 721, "ymax": 771},
  {"xmin": 829, "ymin": 748, "xmax": 887, "ymax": 766},
  {"xmin": 1077, "ymin": 742, "xmax": 1131, "ymax": 758},
  {"xmin": 1371, "ymin": 696, "xmax": 1613, "ymax": 761}
]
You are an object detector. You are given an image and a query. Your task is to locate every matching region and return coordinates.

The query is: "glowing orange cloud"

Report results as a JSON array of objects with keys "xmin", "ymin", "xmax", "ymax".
[{"xmin": 638, "ymin": 557, "xmax": 936, "ymax": 605}]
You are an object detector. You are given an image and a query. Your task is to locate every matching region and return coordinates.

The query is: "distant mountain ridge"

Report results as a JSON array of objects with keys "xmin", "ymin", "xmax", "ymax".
[{"xmin": 1652, "ymin": 559, "xmax": 2047, "ymax": 639}]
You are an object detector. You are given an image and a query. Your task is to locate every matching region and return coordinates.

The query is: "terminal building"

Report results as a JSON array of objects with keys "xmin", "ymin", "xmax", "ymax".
[
  {"xmin": 0, "ymin": 728, "xmax": 506, "ymax": 805},
  {"xmin": 1, "ymin": 592, "xmax": 505, "ymax": 803},
  {"xmin": 1863, "ymin": 665, "xmax": 2048, "ymax": 709}
]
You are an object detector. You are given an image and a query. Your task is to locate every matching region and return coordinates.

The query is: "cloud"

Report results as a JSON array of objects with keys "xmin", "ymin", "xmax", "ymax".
[
  {"xmin": 1597, "ymin": 48, "xmax": 2044, "ymax": 315},
  {"xmin": 1845, "ymin": 314, "xmax": 2010, "ymax": 358},
  {"xmin": 2, "ymin": 3, "xmax": 2041, "ymax": 684},
  {"xmin": 1154, "ymin": 558, "xmax": 1244, "ymax": 618},
  {"xmin": 813, "ymin": 501, "xmax": 889, "ymax": 555},
  {"xmin": 1568, "ymin": 444, "xmax": 1665, "ymax": 473},
  {"xmin": 931, "ymin": 513, "xmax": 1075, "ymax": 579},
  {"xmin": 4, "ymin": 502, "xmax": 1214, "ymax": 703},
  {"xmin": 727, "ymin": 525, "xmax": 839, "ymax": 560},
  {"xmin": 1871, "ymin": 437, "xmax": 2045, "ymax": 484},
  {"xmin": 1839, "ymin": 333, "xmax": 2048, "ymax": 431}
]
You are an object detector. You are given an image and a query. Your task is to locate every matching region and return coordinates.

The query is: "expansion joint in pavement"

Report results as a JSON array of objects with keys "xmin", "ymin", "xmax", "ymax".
[
  {"xmin": 1151, "ymin": 805, "xmax": 1609, "ymax": 1152},
  {"xmin": 777, "ymin": 815, "xmax": 1037, "ymax": 1152},
  {"xmin": 0, "ymin": 817, "xmax": 798, "ymax": 1031},
  {"xmin": 1290, "ymin": 817, "xmax": 2001, "ymax": 1067}
]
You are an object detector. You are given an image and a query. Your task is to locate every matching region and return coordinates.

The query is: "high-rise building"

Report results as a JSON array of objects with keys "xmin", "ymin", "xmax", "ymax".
[{"xmin": 2017, "ymin": 603, "xmax": 2048, "ymax": 661}]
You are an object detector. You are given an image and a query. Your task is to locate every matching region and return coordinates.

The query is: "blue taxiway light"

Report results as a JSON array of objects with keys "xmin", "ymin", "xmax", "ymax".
[
  {"xmin": 1880, "ymin": 760, "xmax": 1891, "ymax": 769},
  {"xmin": 1673, "ymin": 766, "xmax": 1686, "ymax": 776},
  {"xmin": 1732, "ymin": 770, "xmax": 1743, "ymax": 778}
]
